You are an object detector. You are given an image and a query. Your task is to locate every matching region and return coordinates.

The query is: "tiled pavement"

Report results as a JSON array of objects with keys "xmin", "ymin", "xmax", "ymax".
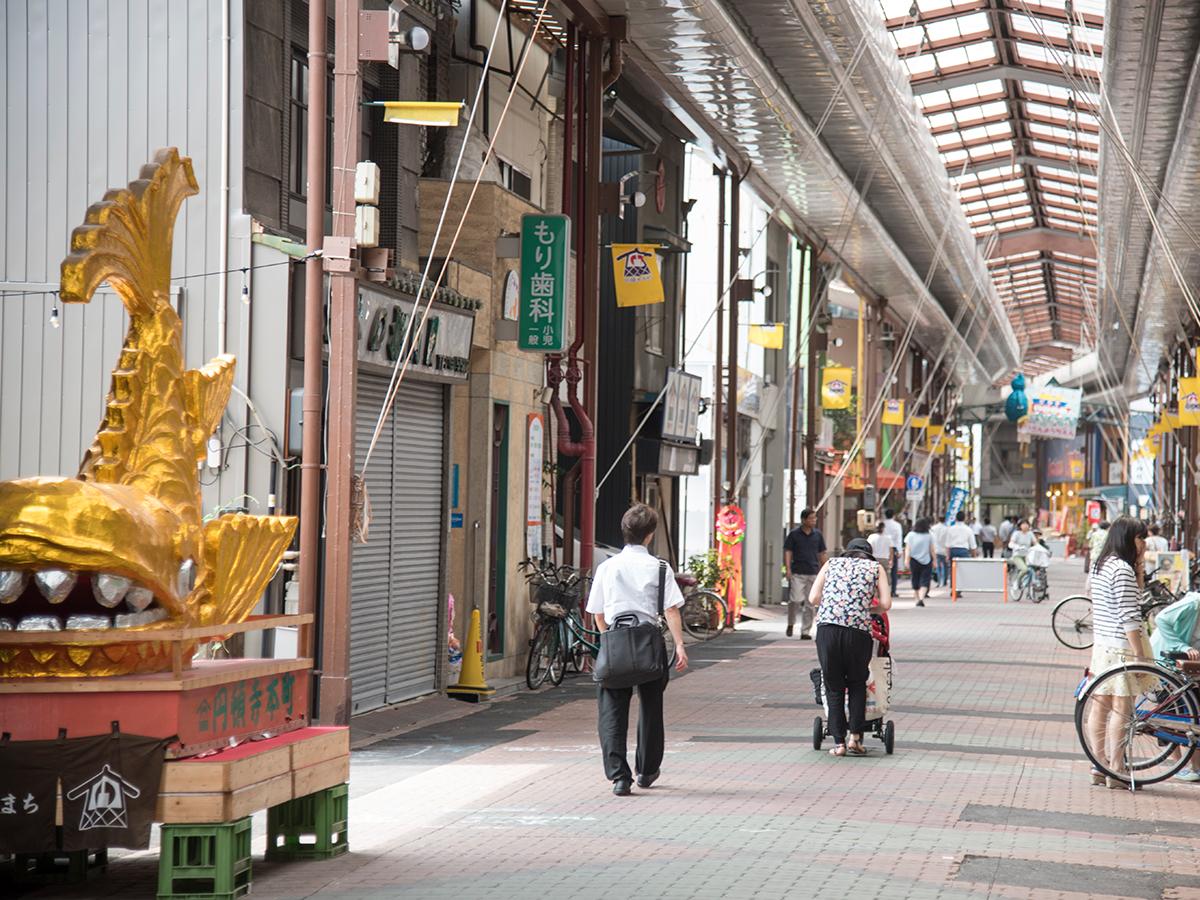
[{"xmin": 19, "ymin": 559, "xmax": 1200, "ymax": 899}]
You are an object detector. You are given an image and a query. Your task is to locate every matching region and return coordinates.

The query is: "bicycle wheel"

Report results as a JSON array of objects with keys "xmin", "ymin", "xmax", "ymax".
[
  {"xmin": 565, "ymin": 610, "xmax": 587, "ymax": 673},
  {"xmin": 525, "ymin": 621, "xmax": 559, "ymax": 690},
  {"xmin": 681, "ymin": 590, "xmax": 727, "ymax": 641},
  {"xmin": 1007, "ymin": 568, "xmax": 1024, "ymax": 601},
  {"xmin": 1075, "ymin": 663, "xmax": 1197, "ymax": 785},
  {"xmin": 1052, "ymin": 595, "xmax": 1094, "ymax": 650},
  {"xmin": 548, "ymin": 621, "xmax": 568, "ymax": 686}
]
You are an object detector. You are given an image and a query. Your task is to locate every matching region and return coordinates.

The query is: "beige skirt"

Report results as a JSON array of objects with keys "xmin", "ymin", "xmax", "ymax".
[{"xmin": 1089, "ymin": 642, "xmax": 1157, "ymax": 697}]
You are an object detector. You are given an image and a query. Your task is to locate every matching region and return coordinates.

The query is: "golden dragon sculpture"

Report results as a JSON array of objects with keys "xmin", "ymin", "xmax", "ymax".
[{"xmin": 0, "ymin": 149, "xmax": 297, "ymax": 676}]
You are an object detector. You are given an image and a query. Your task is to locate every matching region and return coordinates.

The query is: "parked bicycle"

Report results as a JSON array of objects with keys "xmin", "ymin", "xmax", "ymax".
[
  {"xmin": 1075, "ymin": 651, "xmax": 1200, "ymax": 787},
  {"xmin": 520, "ymin": 560, "xmax": 677, "ymax": 690},
  {"xmin": 676, "ymin": 573, "xmax": 727, "ymax": 641},
  {"xmin": 1052, "ymin": 579, "xmax": 1175, "ymax": 651}
]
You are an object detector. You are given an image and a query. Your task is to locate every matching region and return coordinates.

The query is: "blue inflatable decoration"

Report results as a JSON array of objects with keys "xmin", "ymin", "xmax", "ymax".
[{"xmin": 1005, "ymin": 373, "xmax": 1028, "ymax": 423}]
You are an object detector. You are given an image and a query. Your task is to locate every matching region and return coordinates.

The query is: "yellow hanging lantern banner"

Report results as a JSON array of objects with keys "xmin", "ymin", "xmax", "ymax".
[
  {"xmin": 881, "ymin": 398, "xmax": 905, "ymax": 426},
  {"xmin": 748, "ymin": 324, "xmax": 784, "ymax": 349},
  {"xmin": 821, "ymin": 366, "xmax": 853, "ymax": 409},
  {"xmin": 611, "ymin": 244, "xmax": 665, "ymax": 308},
  {"xmin": 1179, "ymin": 377, "xmax": 1200, "ymax": 425},
  {"xmin": 925, "ymin": 424, "xmax": 944, "ymax": 452}
]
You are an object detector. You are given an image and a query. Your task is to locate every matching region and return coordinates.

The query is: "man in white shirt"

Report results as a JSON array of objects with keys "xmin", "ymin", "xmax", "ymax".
[
  {"xmin": 586, "ymin": 504, "xmax": 688, "ymax": 796},
  {"xmin": 867, "ymin": 522, "xmax": 895, "ymax": 567},
  {"xmin": 945, "ymin": 510, "xmax": 978, "ymax": 598},
  {"xmin": 882, "ymin": 508, "xmax": 904, "ymax": 594},
  {"xmin": 930, "ymin": 519, "xmax": 949, "ymax": 587}
]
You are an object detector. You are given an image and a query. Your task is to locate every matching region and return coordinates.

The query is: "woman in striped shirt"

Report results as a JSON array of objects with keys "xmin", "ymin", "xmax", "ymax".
[{"xmin": 1085, "ymin": 516, "xmax": 1153, "ymax": 788}]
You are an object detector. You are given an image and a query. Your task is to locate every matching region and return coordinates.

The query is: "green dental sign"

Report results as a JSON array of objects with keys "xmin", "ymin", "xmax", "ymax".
[{"xmin": 518, "ymin": 213, "xmax": 570, "ymax": 353}]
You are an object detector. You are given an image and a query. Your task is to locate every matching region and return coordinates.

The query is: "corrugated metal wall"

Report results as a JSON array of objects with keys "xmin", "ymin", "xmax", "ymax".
[{"xmin": 0, "ymin": 0, "xmax": 248, "ymax": 486}]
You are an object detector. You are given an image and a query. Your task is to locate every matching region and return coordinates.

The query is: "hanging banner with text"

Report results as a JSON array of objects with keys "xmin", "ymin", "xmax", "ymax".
[
  {"xmin": 1178, "ymin": 376, "xmax": 1200, "ymax": 426},
  {"xmin": 519, "ymin": 214, "xmax": 570, "ymax": 352},
  {"xmin": 881, "ymin": 398, "xmax": 905, "ymax": 426},
  {"xmin": 611, "ymin": 244, "xmax": 665, "ymax": 308},
  {"xmin": 945, "ymin": 486, "xmax": 969, "ymax": 527},
  {"xmin": 821, "ymin": 366, "xmax": 853, "ymax": 409},
  {"xmin": 1017, "ymin": 385, "xmax": 1082, "ymax": 439}
]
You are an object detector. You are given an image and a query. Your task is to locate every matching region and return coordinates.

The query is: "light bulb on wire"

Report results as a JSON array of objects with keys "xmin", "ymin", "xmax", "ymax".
[
  {"xmin": 49, "ymin": 297, "xmax": 61, "ymax": 329},
  {"xmin": 240, "ymin": 268, "xmax": 250, "ymax": 306}
]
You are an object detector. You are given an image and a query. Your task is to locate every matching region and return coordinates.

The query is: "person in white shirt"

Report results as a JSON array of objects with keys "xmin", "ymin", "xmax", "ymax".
[
  {"xmin": 945, "ymin": 511, "xmax": 978, "ymax": 598},
  {"xmin": 1144, "ymin": 523, "xmax": 1171, "ymax": 577},
  {"xmin": 998, "ymin": 516, "xmax": 1015, "ymax": 558},
  {"xmin": 867, "ymin": 521, "xmax": 895, "ymax": 568},
  {"xmin": 882, "ymin": 509, "xmax": 904, "ymax": 595},
  {"xmin": 979, "ymin": 517, "xmax": 998, "ymax": 558},
  {"xmin": 930, "ymin": 519, "xmax": 950, "ymax": 587},
  {"xmin": 586, "ymin": 503, "xmax": 688, "ymax": 796}
]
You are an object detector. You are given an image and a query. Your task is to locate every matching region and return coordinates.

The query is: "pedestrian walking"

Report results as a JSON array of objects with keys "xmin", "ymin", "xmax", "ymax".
[
  {"xmin": 586, "ymin": 504, "xmax": 688, "ymax": 796},
  {"xmin": 945, "ymin": 511, "xmax": 977, "ymax": 598},
  {"xmin": 931, "ymin": 518, "xmax": 950, "ymax": 587},
  {"xmin": 904, "ymin": 517, "xmax": 934, "ymax": 606},
  {"xmin": 979, "ymin": 517, "xmax": 997, "ymax": 558},
  {"xmin": 868, "ymin": 521, "xmax": 895, "ymax": 570},
  {"xmin": 1087, "ymin": 520, "xmax": 1109, "ymax": 575},
  {"xmin": 784, "ymin": 507, "xmax": 828, "ymax": 639},
  {"xmin": 882, "ymin": 508, "xmax": 904, "ymax": 596},
  {"xmin": 1083, "ymin": 516, "xmax": 1152, "ymax": 789},
  {"xmin": 807, "ymin": 538, "xmax": 892, "ymax": 757},
  {"xmin": 997, "ymin": 515, "xmax": 1014, "ymax": 551},
  {"xmin": 1145, "ymin": 523, "xmax": 1170, "ymax": 577}
]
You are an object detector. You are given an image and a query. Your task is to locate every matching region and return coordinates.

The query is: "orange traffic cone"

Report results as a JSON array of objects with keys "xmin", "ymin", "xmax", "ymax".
[{"xmin": 447, "ymin": 608, "xmax": 495, "ymax": 702}]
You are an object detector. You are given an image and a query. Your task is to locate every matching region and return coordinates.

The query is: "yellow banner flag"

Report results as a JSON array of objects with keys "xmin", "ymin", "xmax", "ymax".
[
  {"xmin": 1165, "ymin": 412, "xmax": 1183, "ymax": 431},
  {"xmin": 611, "ymin": 244, "xmax": 665, "ymax": 307},
  {"xmin": 910, "ymin": 415, "xmax": 930, "ymax": 430},
  {"xmin": 926, "ymin": 424, "xmax": 944, "ymax": 452},
  {"xmin": 1179, "ymin": 377, "xmax": 1200, "ymax": 426},
  {"xmin": 748, "ymin": 324, "xmax": 784, "ymax": 349},
  {"xmin": 881, "ymin": 399, "xmax": 905, "ymax": 426},
  {"xmin": 821, "ymin": 366, "xmax": 853, "ymax": 409}
]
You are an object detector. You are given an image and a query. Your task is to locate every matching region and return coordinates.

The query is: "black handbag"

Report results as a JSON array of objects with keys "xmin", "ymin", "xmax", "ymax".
[{"xmin": 592, "ymin": 560, "xmax": 669, "ymax": 689}]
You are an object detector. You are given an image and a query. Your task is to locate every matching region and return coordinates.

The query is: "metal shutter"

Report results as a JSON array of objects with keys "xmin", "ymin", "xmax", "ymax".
[
  {"xmin": 351, "ymin": 373, "xmax": 395, "ymax": 713},
  {"xmin": 386, "ymin": 379, "xmax": 444, "ymax": 703},
  {"xmin": 351, "ymin": 372, "xmax": 445, "ymax": 712}
]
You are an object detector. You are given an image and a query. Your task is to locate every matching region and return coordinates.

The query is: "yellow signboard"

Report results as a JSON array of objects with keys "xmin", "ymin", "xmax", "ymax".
[
  {"xmin": 926, "ymin": 424, "xmax": 944, "ymax": 452},
  {"xmin": 821, "ymin": 366, "xmax": 853, "ymax": 410},
  {"xmin": 748, "ymin": 324, "xmax": 784, "ymax": 349},
  {"xmin": 881, "ymin": 398, "xmax": 905, "ymax": 426},
  {"xmin": 1179, "ymin": 376, "xmax": 1200, "ymax": 426},
  {"xmin": 611, "ymin": 244, "xmax": 665, "ymax": 308}
]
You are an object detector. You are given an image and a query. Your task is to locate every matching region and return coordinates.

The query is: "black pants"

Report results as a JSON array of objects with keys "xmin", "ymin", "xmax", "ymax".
[
  {"xmin": 598, "ymin": 672, "xmax": 668, "ymax": 782},
  {"xmin": 815, "ymin": 624, "xmax": 873, "ymax": 744},
  {"xmin": 981, "ymin": 542, "xmax": 995, "ymax": 558}
]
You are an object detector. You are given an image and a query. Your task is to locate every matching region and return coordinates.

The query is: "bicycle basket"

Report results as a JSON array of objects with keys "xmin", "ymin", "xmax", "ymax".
[{"xmin": 529, "ymin": 581, "xmax": 580, "ymax": 611}]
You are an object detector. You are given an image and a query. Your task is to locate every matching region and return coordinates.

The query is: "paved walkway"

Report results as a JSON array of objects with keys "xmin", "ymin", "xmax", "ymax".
[{"xmin": 22, "ymin": 559, "xmax": 1200, "ymax": 899}]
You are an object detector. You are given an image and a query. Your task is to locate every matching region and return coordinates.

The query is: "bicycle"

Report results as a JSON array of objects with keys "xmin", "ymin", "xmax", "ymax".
[
  {"xmin": 677, "ymin": 573, "xmax": 727, "ymax": 641},
  {"xmin": 1052, "ymin": 583, "xmax": 1174, "ymax": 651},
  {"xmin": 521, "ymin": 560, "xmax": 678, "ymax": 690},
  {"xmin": 1075, "ymin": 651, "xmax": 1200, "ymax": 787}
]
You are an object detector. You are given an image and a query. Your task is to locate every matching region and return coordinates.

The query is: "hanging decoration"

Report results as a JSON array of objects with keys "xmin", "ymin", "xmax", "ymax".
[
  {"xmin": 820, "ymin": 366, "xmax": 853, "ymax": 409},
  {"xmin": 715, "ymin": 505, "xmax": 747, "ymax": 629},
  {"xmin": 1005, "ymin": 373, "xmax": 1029, "ymax": 423},
  {"xmin": 748, "ymin": 324, "xmax": 784, "ymax": 349},
  {"xmin": 1178, "ymin": 376, "xmax": 1200, "ymax": 426},
  {"xmin": 881, "ymin": 398, "xmax": 905, "ymax": 426},
  {"xmin": 1017, "ymin": 384, "xmax": 1082, "ymax": 439},
  {"xmin": 611, "ymin": 244, "xmax": 665, "ymax": 308}
]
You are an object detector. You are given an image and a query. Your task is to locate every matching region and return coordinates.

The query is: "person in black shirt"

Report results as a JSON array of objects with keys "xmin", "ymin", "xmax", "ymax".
[{"xmin": 783, "ymin": 507, "xmax": 828, "ymax": 639}]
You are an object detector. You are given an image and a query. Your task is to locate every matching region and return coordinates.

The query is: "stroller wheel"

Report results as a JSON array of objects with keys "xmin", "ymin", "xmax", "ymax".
[
  {"xmin": 883, "ymin": 720, "xmax": 895, "ymax": 755},
  {"xmin": 812, "ymin": 716, "xmax": 824, "ymax": 751}
]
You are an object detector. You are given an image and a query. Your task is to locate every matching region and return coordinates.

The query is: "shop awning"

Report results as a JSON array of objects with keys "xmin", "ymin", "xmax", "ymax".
[{"xmin": 822, "ymin": 462, "xmax": 906, "ymax": 491}]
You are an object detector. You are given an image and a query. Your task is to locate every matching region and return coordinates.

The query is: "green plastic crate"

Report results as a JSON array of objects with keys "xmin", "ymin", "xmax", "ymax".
[
  {"xmin": 266, "ymin": 783, "xmax": 349, "ymax": 861},
  {"xmin": 157, "ymin": 817, "xmax": 252, "ymax": 900}
]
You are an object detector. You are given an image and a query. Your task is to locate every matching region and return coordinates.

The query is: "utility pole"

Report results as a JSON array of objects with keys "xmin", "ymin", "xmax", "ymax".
[
  {"xmin": 712, "ymin": 166, "xmax": 726, "ymax": 543},
  {"xmin": 299, "ymin": 0, "xmax": 328, "ymax": 683},
  {"xmin": 726, "ymin": 167, "xmax": 740, "ymax": 505},
  {"xmin": 318, "ymin": 0, "xmax": 362, "ymax": 725}
]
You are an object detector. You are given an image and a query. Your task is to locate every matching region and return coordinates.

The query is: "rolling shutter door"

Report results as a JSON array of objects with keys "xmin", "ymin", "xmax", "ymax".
[
  {"xmin": 351, "ymin": 373, "xmax": 394, "ymax": 713},
  {"xmin": 386, "ymin": 379, "xmax": 444, "ymax": 703},
  {"xmin": 351, "ymin": 371, "xmax": 445, "ymax": 712}
]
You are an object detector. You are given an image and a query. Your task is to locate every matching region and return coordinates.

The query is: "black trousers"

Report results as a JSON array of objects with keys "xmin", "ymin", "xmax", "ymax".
[
  {"xmin": 981, "ymin": 541, "xmax": 995, "ymax": 558},
  {"xmin": 598, "ymin": 672, "xmax": 668, "ymax": 782},
  {"xmin": 815, "ymin": 623, "xmax": 873, "ymax": 744}
]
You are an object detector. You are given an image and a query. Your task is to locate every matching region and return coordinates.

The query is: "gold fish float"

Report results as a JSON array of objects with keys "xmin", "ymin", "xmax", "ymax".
[{"xmin": 0, "ymin": 149, "xmax": 297, "ymax": 676}]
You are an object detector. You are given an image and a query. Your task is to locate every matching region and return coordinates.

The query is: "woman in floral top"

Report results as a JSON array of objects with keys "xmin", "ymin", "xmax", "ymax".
[{"xmin": 808, "ymin": 537, "xmax": 892, "ymax": 756}]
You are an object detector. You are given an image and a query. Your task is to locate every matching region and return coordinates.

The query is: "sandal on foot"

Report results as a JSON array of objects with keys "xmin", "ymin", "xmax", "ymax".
[
  {"xmin": 830, "ymin": 744, "xmax": 847, "ymax": 757},
  {"xmin": 847, "ymin": 742, "xmax": 868, "ymax": 756}
]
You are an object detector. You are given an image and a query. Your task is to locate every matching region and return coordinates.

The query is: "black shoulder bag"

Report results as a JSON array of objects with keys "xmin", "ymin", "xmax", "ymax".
[{"xmin": 592, "ymin": 560, "xmax": 669, "ymax": 689}]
